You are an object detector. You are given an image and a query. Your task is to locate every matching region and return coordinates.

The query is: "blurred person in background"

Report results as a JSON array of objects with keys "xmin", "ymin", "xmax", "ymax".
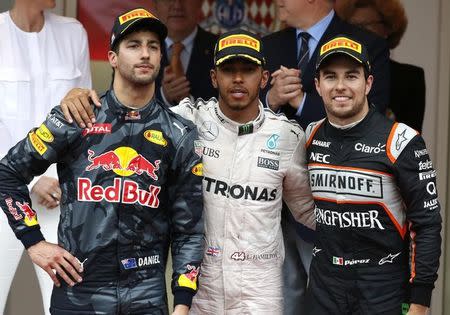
[
  {"xmin": 335, "ymin": 0, "xmax": 426, "ymax": 132},
  {"xmin": 0, "ymin": 0, "xmax": 91, "ymax": 313},
  {"xmin": 154, "ymin": 0, "xmax": 218, "ymax": 105}
]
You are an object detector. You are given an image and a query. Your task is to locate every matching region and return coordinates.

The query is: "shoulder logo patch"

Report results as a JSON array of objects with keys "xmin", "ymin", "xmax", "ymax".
[{"xmin": 144, "ymin": 130, "xmax": 167, "ymax": 147}]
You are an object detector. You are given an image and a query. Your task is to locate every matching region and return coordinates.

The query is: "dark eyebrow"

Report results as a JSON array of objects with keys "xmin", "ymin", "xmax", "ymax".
[
  {"xmin": 322, "ymin": 69, "xmax": 336, "ymax": 75},
  {"xmin": 346, "ymin": 68, "xmax": 361, "ymax": 75}
]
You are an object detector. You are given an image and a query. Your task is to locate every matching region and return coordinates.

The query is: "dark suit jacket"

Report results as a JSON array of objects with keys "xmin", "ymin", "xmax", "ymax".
[
  {"xmin": 389, "ymin": 60, "xmax": 425, "ymax": 132},
  {"xmin": 156, "ymin": 27, "xmax": 218, "ymax": 103},
  {"xmin": 262, "ymin": 14, "xmax": 390, "ymax": 129}
]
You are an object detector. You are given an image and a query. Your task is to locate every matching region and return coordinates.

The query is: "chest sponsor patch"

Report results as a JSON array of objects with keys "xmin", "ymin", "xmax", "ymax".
[
  {"xmin": 312, "ymin": 139, "xmax": 331, "ymax": 148},
  {"xmin": 310, "ymin": 152, "xmax": 330, "ymax": 164},
  {"xmin": 309, "ymin": 168, "xmax": 382, "ymax": 198},
  {"xmin": 203, "ymin": 177, "xmax": 277, "ymax": 201},
  {"xmin": 315, "ymin": 207, "xmax": 384, "ymax": 230},
  {"xmin": 257, "ymin": 157, "xmax": 279, "ymax": 170},
  {"xmin": 82, "ymin": 123, "xmax": 112, "ymax": 136},
  {"xmin": 354, "ymin": 142, "xmax": 385, "ymax": 154},
  {"xmin": 144, "ymin": 130, "xmax": 167, "ymax": 147}
]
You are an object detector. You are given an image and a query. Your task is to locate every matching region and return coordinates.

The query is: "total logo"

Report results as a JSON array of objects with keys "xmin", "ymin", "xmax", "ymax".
[
  {"xmin": 86, "ymin": 147, "xmax": 160, "ymax": 179},
  {"xmin": 354, "ymin": 142, "xmax": 385, "ymax": 154},
  {"xmin": 333, "ymin": 256, "xmax": 370, "ymax": 266}
]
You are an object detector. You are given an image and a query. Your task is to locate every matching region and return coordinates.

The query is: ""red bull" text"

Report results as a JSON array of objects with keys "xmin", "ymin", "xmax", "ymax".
[{"xmin": 77, "ymin": 178, "xmax": 161, "ymax": 208}]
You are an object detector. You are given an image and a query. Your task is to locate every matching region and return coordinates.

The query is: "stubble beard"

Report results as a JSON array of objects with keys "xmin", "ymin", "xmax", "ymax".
[{"xmin": 122, "ymin": 64, "xmax": 160, "ymax": 87}]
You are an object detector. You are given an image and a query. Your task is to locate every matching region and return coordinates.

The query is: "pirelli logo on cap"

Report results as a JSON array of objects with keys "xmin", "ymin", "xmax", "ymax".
[
  {"xmin": 218, "ymin": 34, "xmax": 260, "ymax": 52},
  {"xmin": 119, "ymin": 8, "xmax": 156, "ymax": 25},
  {"xmin": 320, "ymin": 37, "xmax": 362, "ymax": 55}
]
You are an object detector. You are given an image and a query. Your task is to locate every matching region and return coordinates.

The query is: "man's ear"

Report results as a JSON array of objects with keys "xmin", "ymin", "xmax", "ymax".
[
  {"xmin": 365, "ymin": 74, "xmax": 374, "ymax": 96},
  {"xmin": 260, "ymin": 69, "xmax": 270, "ymax": 89},
  {"xmin": 314, "ymin": 77, "xmax": 322, "ymax": 97},
  {"xmin": 108, "ymin": 51, "xmax": 117, "ymax": 68},
  {"xmin": 210, "ymin": 69, "xmax": 218, "ymax": 88}
]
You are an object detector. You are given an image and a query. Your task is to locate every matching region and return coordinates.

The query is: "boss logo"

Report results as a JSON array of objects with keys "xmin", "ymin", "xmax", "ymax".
[{"xmin": 257, "ymin": 157, "xmax": 279, "ymax": 170}]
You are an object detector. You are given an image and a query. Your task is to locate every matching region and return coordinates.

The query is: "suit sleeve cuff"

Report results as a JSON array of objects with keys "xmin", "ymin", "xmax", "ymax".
[
  {"xmin": 295, "ymin": 93, "xmax": 307, "ymax": 116},
  {"xmin": 173, "ymin": 289, "xmax": 195, "ymax": 308},
  {"xmin": 160, "ymin": 87, "xmax": 173, "ymax": 107},
  {"xmin": 20, "ymin": 229, "xmax": 45, "ymax": 249},
  {"xmin": 410, "ymin": 283, "xmax": 434, "ymax": 307}
]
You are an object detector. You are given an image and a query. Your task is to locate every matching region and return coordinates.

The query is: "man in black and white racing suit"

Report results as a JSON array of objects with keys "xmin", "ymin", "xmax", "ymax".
[
  {"xmin": 0, "ymin": 8, "xmax": 204, "ymax": 315},
  {"xmin": 304, "ymin": 35, "xmax": 442, "ymax": 315},
  {"xmin": 172, "ymin": 29, "xmax": 315, "ymax": 315},
  {"xmin": 59, "ymin": 29, "xmax": 316, "ymax": 315}
]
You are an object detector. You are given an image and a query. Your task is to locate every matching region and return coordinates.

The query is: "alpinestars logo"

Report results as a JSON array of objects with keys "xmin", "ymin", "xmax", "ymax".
[{"xmin": 378, "ymin": 252, "xmax": 401, "ymax": 265}]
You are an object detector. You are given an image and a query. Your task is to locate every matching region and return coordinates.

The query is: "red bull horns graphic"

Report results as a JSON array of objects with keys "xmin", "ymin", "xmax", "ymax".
[
  {"xmin": 79, "ymin": 148, "xmax": 161, "ymax": 207},
  {"xmin": 15, "ymin": 201, "xmax": 38, "ymax": 226},
  {"xmin": 86, "ymin": 148, "xmax": 160, "ymax": 180}
]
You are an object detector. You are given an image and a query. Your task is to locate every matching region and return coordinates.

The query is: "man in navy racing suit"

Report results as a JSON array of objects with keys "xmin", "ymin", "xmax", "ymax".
[
  {"xmin": 0, "ymin": 8, "xmax": 203, "ymax": 315},
  {"xmin": 59, "ymin": 29, "xmax": 316, "ymax": 315},
  {"xmin": 304, "ymin": 35, "xmax": 442, "ymax": 315}
]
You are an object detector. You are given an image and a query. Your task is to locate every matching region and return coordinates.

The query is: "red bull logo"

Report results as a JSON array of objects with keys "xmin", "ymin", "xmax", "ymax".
[
  {"xmin": 86, "ymin": 147, "xmax": 160, "ymax": 180},
  {"xmin": 5, "ymin": 198, "xmax": 23, "ymax": 220},
  {"xmin": 178, "ymin": 264, "xmax": 200, "ymax": 290},
  {"xmin": 78, "ymin": 178, "xmax": 161, "ymax": 208},
  {"xmin": 15, "ymin": 201, "xmax": 38, "ymax": 226}
]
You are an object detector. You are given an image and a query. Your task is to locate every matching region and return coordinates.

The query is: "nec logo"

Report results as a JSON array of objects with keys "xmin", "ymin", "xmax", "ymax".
[{"xmin": 310, "ymin": 152, "xmax": 330, "ymax": 164}]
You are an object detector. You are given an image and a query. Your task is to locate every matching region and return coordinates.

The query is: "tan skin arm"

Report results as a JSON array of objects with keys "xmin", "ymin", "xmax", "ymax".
[{"xmin": 60, "ymin": 88, "xmax": 101, "ymax": 128}]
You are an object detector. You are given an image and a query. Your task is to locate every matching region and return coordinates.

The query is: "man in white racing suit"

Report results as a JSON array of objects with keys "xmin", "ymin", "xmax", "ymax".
[{"xmin": 59, "ymin": 29, "xmax": 316, "ymax": 315}]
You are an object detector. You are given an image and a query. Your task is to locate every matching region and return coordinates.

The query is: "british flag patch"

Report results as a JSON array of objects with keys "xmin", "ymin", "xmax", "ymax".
[{"xmin": 206, "ymin": 246, "xmax": 220, "ymax": 257}]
